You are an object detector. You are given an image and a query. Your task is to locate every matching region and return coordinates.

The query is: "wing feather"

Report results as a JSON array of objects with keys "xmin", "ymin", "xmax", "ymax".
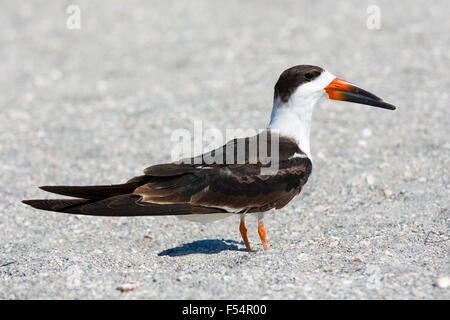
[{"xmin": 24, "ymin": 130, "xmax": 312, "ymax": 216}]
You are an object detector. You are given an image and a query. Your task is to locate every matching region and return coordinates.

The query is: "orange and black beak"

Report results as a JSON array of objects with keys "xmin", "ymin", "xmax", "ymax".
[{"xmin": 325, "ymin": 78, "xmax": 396, "ymax": 110}]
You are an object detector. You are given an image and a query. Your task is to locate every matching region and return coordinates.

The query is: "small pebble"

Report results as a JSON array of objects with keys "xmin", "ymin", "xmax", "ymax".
[
  {"xmin": 383, "ymin": 188, "xmax": 393, "ymax": 198},
  {"xmin": 435, "ymin": 277, "xmax": 450, "ymax": 289},
  {"xmin": 362, "ymin": 128, "xmax": 372, "ymax": 137},
  {"xmin": 116, "ymin": 284, "xmax": 140, "ymax": 292},
  {"xmin": 366, "ymin": 175, "xmax": 376, "ymax": 185}
]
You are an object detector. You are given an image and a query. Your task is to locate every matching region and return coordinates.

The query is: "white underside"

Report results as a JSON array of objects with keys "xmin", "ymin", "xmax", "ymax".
[
  {"xmin": 176, "ymin": 213, "xmax": 234, "ymax": 223},
  {"xmin": 176, "ymin": 212, "xmax": 262, "ymax": 224}
]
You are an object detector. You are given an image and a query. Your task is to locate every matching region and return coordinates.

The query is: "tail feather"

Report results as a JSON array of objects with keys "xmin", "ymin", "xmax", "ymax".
[
  {"xmin": 22, "ymin": 194, "xmax": 227, "ymax": 217},
  {"xmin": 22, "ymin": 199, "xmax": 94, "ymax": 213},
  {"xmin": 39, "ymin": 185, "xmax": 134, "ymax": 200},
  {"xmin": 39, "ymin": 175, "xmax": 151, "ymax": 200}
]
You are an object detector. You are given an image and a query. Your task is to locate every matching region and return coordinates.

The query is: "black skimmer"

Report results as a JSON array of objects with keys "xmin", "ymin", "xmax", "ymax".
[{"xmin": 23, "ymin": 65, "xmax": 396, "ymax": 252}]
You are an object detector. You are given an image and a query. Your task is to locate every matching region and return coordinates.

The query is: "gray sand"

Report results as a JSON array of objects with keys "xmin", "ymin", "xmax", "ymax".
[{"xmin": 1, "ymin": 0, "xmax": 449, "ymax": 299}]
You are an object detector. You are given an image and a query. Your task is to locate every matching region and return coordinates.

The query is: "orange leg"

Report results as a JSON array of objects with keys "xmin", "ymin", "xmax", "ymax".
[
  {"xmin": 239, "ymin": 215, "xmax": 252, "ymax": 252},
  {"xmin": 258, "ymin": 214, "xmax": 269, "ymax": 251}
]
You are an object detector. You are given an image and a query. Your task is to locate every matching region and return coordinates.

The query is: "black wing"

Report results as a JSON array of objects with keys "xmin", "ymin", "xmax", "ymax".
[{"xmin": 23, "ymin": 131, "xmax": 312, "ymax": 216}]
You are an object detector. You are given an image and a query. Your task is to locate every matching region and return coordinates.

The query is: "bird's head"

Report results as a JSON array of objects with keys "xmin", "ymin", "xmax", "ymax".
[
  {"xmin": 269, "ymin": 65, "xmax": 396, "ymax": 160},
  {"xmin": 273, "ymin": 65, "xmax": 396, "ymax": 110}
]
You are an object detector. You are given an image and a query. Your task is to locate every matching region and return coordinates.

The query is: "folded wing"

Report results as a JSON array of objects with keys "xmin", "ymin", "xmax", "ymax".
[{"xmin": 23, "ymin": 130, "xmax": 312, "ymax": 216}]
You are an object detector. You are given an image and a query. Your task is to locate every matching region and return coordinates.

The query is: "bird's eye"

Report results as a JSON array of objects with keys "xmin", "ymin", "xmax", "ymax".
[{"xmin": 305, "ymin": 72, "xmax": 315, "ymax": 80}]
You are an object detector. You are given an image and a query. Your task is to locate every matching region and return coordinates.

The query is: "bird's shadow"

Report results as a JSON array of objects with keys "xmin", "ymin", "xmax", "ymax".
[{"xmin": 158, "ymin": 239, "xmax": 245, "ymax": 256}]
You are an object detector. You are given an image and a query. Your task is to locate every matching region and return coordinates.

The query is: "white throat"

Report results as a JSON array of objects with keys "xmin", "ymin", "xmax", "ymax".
[
  {"xmin": 268, "ymin": 70, "xmax": 335, "ymax": 160},
  {"xmin": 268, "ymin": 93, "xmax": 320, "ymax": 160}
]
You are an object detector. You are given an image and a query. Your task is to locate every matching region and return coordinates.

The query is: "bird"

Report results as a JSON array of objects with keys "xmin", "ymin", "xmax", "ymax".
[{"xmin": 22, "ymin": 65, "xmax": 396, "ymax": 252}]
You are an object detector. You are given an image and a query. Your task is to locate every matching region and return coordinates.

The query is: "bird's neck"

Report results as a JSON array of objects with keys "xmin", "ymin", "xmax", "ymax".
[{"xmin": 268, "ymin": 91, "xmax": 322, "ymax": 160}]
